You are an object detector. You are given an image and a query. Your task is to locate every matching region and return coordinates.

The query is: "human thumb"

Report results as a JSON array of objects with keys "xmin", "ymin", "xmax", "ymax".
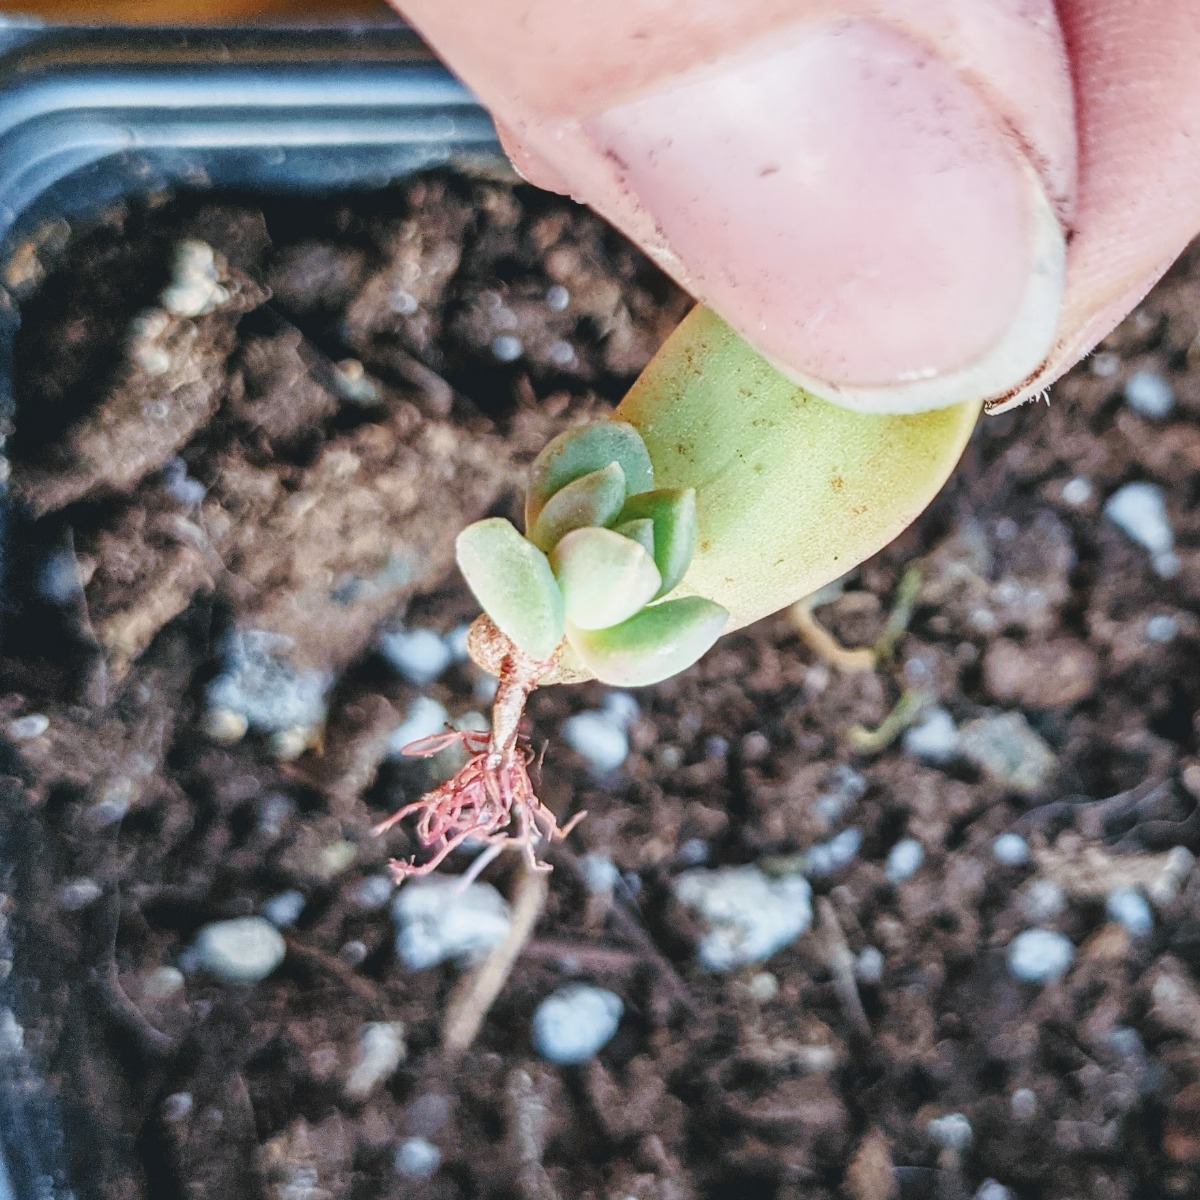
[{"xmin": 395, "ymin": 1, "xmax": 1075, "ymax": 414}]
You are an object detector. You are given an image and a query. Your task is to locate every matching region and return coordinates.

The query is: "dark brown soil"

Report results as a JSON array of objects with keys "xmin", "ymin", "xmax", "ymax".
[{"xmin": 3, "ymin": 169, "xmax": 1200, "ymax": 1200}]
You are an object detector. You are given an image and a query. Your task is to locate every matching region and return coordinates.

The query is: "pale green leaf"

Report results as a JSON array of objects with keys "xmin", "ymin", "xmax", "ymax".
[
  {"xmin": 455, "ymin": 518, "xmax": 563, "ymax": 660},
  {"xmin": 550, "ymin": 526, "xmax": 661, "ymax": 630},
  {"xmin": 567, "ymin": 597, "xmax": 729, "ymax": 687},
  {"xmin": 616, "ymin": 307, "xmax": 980, "ymax": 631},
  {"xmin": 528, "ymin": 461, "xmax": 626, "ymax": 552},
  {"xmin": 526, "ymin": 420, "xmax": 654, "ymax": 527},
  {"xmin": 618, "ymin": 487, "xmax": 697, "ymax": 598},
  {"xmin": 614, "ymin": 517, "xmax": 655, "ymax": 559}
]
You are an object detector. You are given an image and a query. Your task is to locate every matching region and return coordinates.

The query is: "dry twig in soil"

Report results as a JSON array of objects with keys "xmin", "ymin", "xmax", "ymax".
[{"xmin": 441, "ymin": 862, "xmax": 549, "ymax": 1056}]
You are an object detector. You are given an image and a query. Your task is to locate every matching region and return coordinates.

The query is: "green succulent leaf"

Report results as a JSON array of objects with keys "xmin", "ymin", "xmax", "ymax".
[
  {"xmin": 550, "ymin": 526, "xmax": 661, "ymax": 631},
  {"xmin": 455, "ymin": 518, "xmax": 564, "ymax": 660},
  {"xmin": 526, "ymin": 420, "xmax": 654, "ymax": 527},
  {"xmin": 567, "ymin": 596, "xmax": 729, "ymax": 687},
  {"xmin": 617, "ymin": 487, "xmax": 697, "ymax": 598},
  {"xmin": 614, "ymin": 517, "xmax": 655, "ymax": 559},
  {"xmin": 528, "ymin": 461, "xmax": 627, "ymax": 552}
]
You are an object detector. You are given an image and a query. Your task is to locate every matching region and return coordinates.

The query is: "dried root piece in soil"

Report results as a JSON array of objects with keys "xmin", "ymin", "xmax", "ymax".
[
  {"xmin": 789, "ymin": 597, "xmax": 877, "ymax": 674},
  {"xmin": 441, "ymin": 864, "xmax": 550, "ymax": 1056}
]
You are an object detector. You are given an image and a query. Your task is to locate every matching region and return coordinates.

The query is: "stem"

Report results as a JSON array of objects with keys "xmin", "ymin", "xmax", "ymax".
[
  {"xmin": 469, "ymin": 614, "xmax": 556, "ymax": 763},
  {"xmin": 488, "ymin": 656, "xmax": 540, "ymax": 763}
]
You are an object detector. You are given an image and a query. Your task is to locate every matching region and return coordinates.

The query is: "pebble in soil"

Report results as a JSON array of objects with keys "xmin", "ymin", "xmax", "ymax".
[
  {"xmin": 672, "ymin": 865, "xmax": 813, "ymax": 971},
  {"xmin": 391, "ymin": 878, "xmax": 511, "ymax": 970},
  {"xmin": 531, "ymin": 984, "xmax": 624, "ymax": 1065},
  {"xmin": 191, "ymin": 917, "xmax": 287, "ymax": 984}
]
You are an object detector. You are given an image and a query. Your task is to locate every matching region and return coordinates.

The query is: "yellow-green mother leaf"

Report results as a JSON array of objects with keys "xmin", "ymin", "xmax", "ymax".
[
  {"xmin": 455, "ymin": 518, "xmax": 563, "ymax": 660},
  {"xmin": 550, "ymin": 526, "xmax": 661, "ymax": 630},
  {"xmin": 568, "ymin": 596, "xmax": 729, "ymax": 687},
  {"xmin": 616, "ymin": 307, "xmax": 979, "ymax": 632},
  {"xmin": 528, "ymin": 461, "xmax": 627, "ymax": 552}
]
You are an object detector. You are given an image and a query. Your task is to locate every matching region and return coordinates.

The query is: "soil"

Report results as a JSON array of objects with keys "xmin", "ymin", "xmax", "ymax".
[{"xmin": 2, "ymin": 169, "xmax": 1200, "ymax": 1200}]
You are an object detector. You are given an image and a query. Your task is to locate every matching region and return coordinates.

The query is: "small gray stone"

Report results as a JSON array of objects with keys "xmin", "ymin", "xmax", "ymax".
[
  {"xmin": 340, "ymin": 939, "xmax": 368, "ymax": 966},
  {"xmin": 262, "ymin": 889, "xmax": 306, "ymax": 929},
  {"xmin": 268, "ymin": 725, "xmax": 310, "ymax": 762},
  {"xmin": 1007, "ymin": 928, "xmax": 1074, "ymax": 984},
  {"xmin": 86, "ymin": 792, "xmax": 131, "ymax": 829},
  {"xmin": 38, "ymin": 550, "xmax": 83, "ymax": 604},
  {"xmin": 805, "ymin": 828, "xmax": 863, "ymax": 877},
  {"xmin": 1106, "ymin": 886, "xmax": 1153, "ymax": 938},
  {"xmin": 202, "ymin": 707, "xmax": 249, "ymax": 746},
  {"xmin": 0, "ymin": 1008, "xmax": 25, "ymax": 1058},
  {"xmin": 532, "ymin": 984, "xmax": 623, "ymax": 1065},
  {"xmin": 491, "ymin": 334, "xmax": 523, "ymax": 362},
  {"xmin": 974, "ymin": 1182, "xmax": 1013, "ymax": 1200},
  {"xmin": 395, "ymin": 1137, "xmax": 441, "ymax": 1180},
  {"xmin": 353, "ymin": 875, "xmax": 395, "ymax": 910},
  {"xmin": 1019, "ymin": 877, "xmax": 1067, "ymax": 923},
  {"xmin": 992, "ymin": 833, "xmax": 1030, "ymax": 867},
  {"xmin": 7, "ymin": 713, "xmax": 49, "ymax": 741},
  {"xmin": 747, "ymin": 972, "xmax": 779, "ymax": 1002},
  {"xmin": 673, "ymin": 865, "xmax": 812, "ymax": 971},
  {"xmin": 161, "ymin": 241, "xmax": 228, "ymax": 316},
  {"xmin": 56, "ymin": 878, "xmax": 102, "ymax": 911},
  {"xmin": 1105, "ymin": 481, "xmax": 1174, "ymax": 558},
  {"xmin": 959, "ymin": 711, "xmax": 1056, "ymax": 795},
  {"xmin": 141, "ymin": 966, "xmax": 185, "ymax": 1003},
  {"xmin": 578, "ymin": 853, "xmax": 620, "ymax": 895},
  {"xmin": 1146, "ymin": 614, "xmax": 1178, "ymax": 644},
  {"xmin": 446, "ymin": 624, "xmax": 472, "ymax": 660},
  {"xmin": 855, "ymin": 946, "xmax": 885, "ymax": 984},
  {"xmin": 1010, "ymin": 1087, "xmax": 1037, "ymax": 1120},
  {"xmin": 885, "ymin": 838, "xmax": 924, "ymax": 884},
  {"xmin": 161, "ymin": 457, "xmax": 206, "ymax": 507},
  {"xmin": 657, "ymin": 744, "xmax": 684, "ymax": 772},
  {"xmin": 391, "ymin": 878, "xmax": 510, "ymax": 970},
  {"xmin": 379, "ymin": 627, "xmax": 453, "ymax": 685},
  {"xmin": 601, "ymin": 690, "xmax": 640, "ymax": 728},
  {"xmin": 562, "ymin": 710, "xmax": 629, "ymax": 774},
  {"xmin": 206, "ymin": 629, "xmax": 330, "ymax": 735},
  {"xmin": 388, "ymin": 696, "xmax": 450, "ymax": 757},
  {"xmin": 1061, "ymin": 475, "xmax": 1093, "ymax": 507},
  {"xmin": 162, "ymin": 1092, "xmax": 193, "ymax": 1122},
  {"xmin": 902, "ymin": 707, "xmax": 959, "ymax": 765},
  {"xmin": 928, "ymin": 1112, "xmax": 973, "ymax": 1152},
  {"xmin": 258, "ymin": 792, "xmax": 294, "ymax": 838},
  {"xmin": 1124, "ymin": 368, "xmax": 1174, "ymax": 418},
  {"xmin": 344, "ymin": 1021, "xmax": 406, "ymax": 1100},
  {"xmin": 813, "ymin": 764, "xmax": 867, "ymax": 823},
  {"xmin": 193, "ymin": 917, "xmax": 286, "ymax": 983}
]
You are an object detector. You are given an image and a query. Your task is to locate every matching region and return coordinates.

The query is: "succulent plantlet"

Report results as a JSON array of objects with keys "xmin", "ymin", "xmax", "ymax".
[{"xmin": 378, "ymin": 306, "xmax": 979, "ymax": 882}]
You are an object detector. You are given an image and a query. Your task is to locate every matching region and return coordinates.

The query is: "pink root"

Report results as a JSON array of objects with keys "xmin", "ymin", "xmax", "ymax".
[
  {"xmin": 373, "ymin": 643, "xmax": 584, "ymax": 881},
  {"xmin": 373, "ymin": 727, "xmax": 584, "ymax": 880}
]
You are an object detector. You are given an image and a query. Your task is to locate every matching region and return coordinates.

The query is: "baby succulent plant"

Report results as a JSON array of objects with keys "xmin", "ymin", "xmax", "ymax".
[
  {"xmin": 456, "ymin": 419, "xmax": 729, "ymax": 688},
  {"xmin": 379, "ymin": 305, "xmax": 980, "ymax": 881}
]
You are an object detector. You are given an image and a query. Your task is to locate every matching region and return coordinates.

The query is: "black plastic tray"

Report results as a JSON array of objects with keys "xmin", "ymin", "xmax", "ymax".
[{"xmin": 0, "ymin": 21, "xmax": 501, "ymax": 1200}]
